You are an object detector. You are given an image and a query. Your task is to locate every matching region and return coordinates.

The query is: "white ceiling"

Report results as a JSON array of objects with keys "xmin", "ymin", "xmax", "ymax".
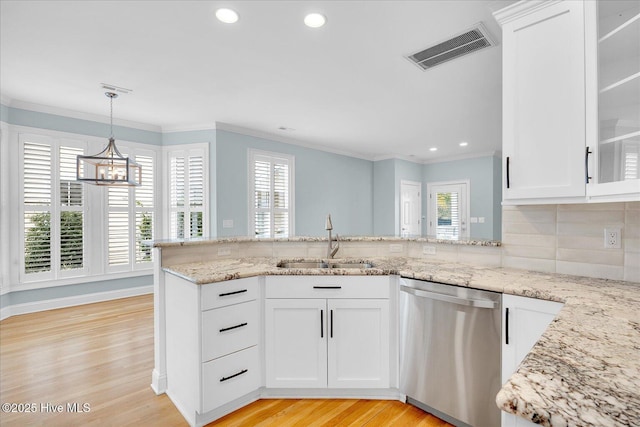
[{"xmin": 0, "ymin": 0, "xmax": 515, "ymax": 162}]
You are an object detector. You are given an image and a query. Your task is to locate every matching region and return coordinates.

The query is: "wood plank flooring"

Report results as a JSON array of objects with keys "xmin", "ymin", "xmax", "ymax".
[{"xmin": 0, "ymin": 295, "xmax": 452, "ymax": 427}]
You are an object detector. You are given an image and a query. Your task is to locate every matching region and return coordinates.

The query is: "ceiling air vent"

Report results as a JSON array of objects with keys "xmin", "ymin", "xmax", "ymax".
[{"xmin": 406, "ymin": 23, "xmax": 496, "ymax": 71}]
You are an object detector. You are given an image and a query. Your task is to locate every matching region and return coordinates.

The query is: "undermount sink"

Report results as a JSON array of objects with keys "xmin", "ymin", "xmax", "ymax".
[
  {"xmin": 278, "ymin": 262, "xmax": 329, "ymax": 269},
  {"xmin": 329, "ymin": 262, "xmax": 373, "ymax": 269},
  {"xmin": 277, "ymin": 260, "xmax": 373, "ymax": 269}
]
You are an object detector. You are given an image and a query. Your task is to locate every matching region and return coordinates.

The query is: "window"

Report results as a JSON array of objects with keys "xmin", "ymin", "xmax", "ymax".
[
  {"xmin": 427, "ymin": 181, "xmax": 469, "ymax": 240},
  {"xmin": 249, "ymin": 149, "xmax": 294, "ymax": 238},
  {"xmin": 19, "ymin": 131, "xmax": 158, "ymax": 284},
  {"xmin": 21, "ymin": 134, "xmax": 87, "ymax": 280},
  {"xmin": 106, "ymin": 146, "xmax": 157, "ymax": 272},
  {"xmin": 165, "ymin": 144, "xmax": 208, "ymax": 239}
]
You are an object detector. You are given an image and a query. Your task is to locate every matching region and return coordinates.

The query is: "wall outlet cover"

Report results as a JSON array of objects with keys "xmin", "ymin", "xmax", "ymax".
[
  {"xmin": 389, "ymin": 244, "xmax": 403, "ymax": 253},
  {"xmin": 423, "ymin": 245, "xmax": 437, "ymax": 255},
  {"xmin": 222, "ymin": 219, "xmax": 234, "ymax": 228},
  {"xmin": 604, "ymin": 228, "xmax": 621, "ymax": 249},
  {"xmin": 218, "ymin": 247, "xmax": 232, "ymax": 256}
]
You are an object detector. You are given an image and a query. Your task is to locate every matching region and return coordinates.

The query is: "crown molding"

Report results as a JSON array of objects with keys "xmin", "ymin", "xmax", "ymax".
[
  {"xmin": 215, "ymin": 122, "xmax": 376, "ymax": 161},
  {"xmin": 422, "ymin": 150, "xmax": 501, "ymax": 164},
  {"xmin": 492, "ymin": 0, "xmax": 562, "ymax": 26},
  {"xmin": 4, "ymin": 98, "xmax": 162, "ymax": 133},
  {"xmin": 161, "ymin": 123, "xmax": 217, "ymax": 133}
]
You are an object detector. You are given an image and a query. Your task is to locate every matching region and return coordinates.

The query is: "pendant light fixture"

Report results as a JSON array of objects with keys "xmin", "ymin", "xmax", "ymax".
[{"xmin": 76, "ymin": 92, "xmax": 141, "ymax": 186}]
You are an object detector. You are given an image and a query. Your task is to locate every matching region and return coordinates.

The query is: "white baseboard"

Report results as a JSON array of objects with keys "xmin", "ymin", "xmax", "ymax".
[{"xmin": 0, "ymin": 285, "xmax": 153, "ymax": 321}]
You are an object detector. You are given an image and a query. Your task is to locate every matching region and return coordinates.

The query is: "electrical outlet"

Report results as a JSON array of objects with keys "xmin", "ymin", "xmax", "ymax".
[
  {"xmin": 222, "ymin": 219, "xmax": 234, "ymax": 228},
  {"xmin": 423, "ymin": 245, "xmax": 436, "ymax": 255},
  {"xmin": 604, "ymin": 228, "xmax": 621, "ymax": 249},
  {"xmin": 389, "ymin": 244, "xmax": 403, "ymax": 253},
  {"xmin": 218, "ymin": 247, "xmax": 231, "ymax": 256}
]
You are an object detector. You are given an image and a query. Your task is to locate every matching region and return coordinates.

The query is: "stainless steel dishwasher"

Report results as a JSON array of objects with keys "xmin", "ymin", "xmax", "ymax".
[{"xmin": 399, "ymin": 278, "xmax": 501, "ymax": 427}]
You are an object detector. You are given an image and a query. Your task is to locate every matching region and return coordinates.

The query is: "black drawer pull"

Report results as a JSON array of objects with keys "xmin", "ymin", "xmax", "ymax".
[
  {"xmin": 313, "ymin": 286, "xmax": 342, "ymax": 289},
  {"xmin": 220, "ymin": 369, "xmax": 248, "ymax": 382},
  {"xmin": 218, "ymin": 289, "xmax": 247, "ymax": 297},
  {"xmin": 320, "ymin": 309, "xmax": 324, "ymax": 338},
  {"xmin": 330, "ymin": 309, "xmax": 334, "ymax": 338},
  {"xmin": 506, "ymin": 156, "xmax": 511, "ymax": 189},
  {"xmin": 505, "ymin": 307, "xmax": 510, "ymax": 345},
  {"xmin": 219, "ymin": 322, "xmax": 248, "ymax": 333},
  {"xmin": 585, "ymin": 146, "xmax": 592, "ymax": 183}
]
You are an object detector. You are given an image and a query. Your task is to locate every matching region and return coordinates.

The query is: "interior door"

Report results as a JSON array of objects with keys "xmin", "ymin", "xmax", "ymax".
[
  {"xmin": 400, "ymin": 180, "xmax": 422, "ymax": 237},
  {"xmin": 427, "ymin": 181, "xmax": 469, "ymax": 240}
]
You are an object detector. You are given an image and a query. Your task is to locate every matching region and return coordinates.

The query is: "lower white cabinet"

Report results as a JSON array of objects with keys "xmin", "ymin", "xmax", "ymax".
[
  {"xmin": 164, "ymin": 274, "xmax": 260, "ymax": 426},
  {"xmin": 265, "ymin": 276, "xmax": 390, "ymax": 389},
  {"xmin": 501, "ymin": 294, "xmax": 564, "ymax": 427}
]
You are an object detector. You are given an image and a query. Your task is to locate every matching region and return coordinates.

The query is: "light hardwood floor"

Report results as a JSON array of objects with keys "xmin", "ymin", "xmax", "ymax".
[{"xmin": 0, "ymin": 295, "xmax": 451, "ymax": 427}]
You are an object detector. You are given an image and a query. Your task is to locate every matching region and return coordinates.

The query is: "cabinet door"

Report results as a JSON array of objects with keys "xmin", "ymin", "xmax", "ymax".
[
  {"xmin": 327, "ymin": 299, "xmax": 389, "ymax": 389},
  {"xmin": 265, "ymin": 299, "xmax": 327, "ymax": 388},
  {"xmin": 501, "ymin": 294, "xmax": 563, "ymax": 427},
  {"xmin": 502, "ymin": 1, "xmax": 586, "ymax": 201}
]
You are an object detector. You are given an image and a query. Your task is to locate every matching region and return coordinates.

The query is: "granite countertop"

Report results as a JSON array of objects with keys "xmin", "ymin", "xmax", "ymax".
[
  {"xmin": 163, "ymin": 257, "xmax": 640, "ymax": 427},
  {"xmin": 151, "ymin": 235, "xmax": 501, "ymax": 247}
]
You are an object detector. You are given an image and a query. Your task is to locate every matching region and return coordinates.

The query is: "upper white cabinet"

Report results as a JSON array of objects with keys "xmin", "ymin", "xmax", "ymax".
[
  {"xmin": 586, "ymin": 0, "xmax": 640, "ymax": 200},
  {"xmin": 495, "ymin": 0, "xmax": 640, "ymax": 204}
]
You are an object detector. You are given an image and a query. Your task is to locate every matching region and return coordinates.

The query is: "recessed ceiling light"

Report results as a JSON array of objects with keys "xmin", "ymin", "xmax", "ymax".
[
  {"xmin": 216, "ymin": 8, "xmax": 239, "ymax": 24},
  {"xmin": 459, "ymin": 141, "xmax": 468, "ymax": 147},
  {"xmin": 429, "ymin": 147, "xmax": 438, "ymax": 152},
  {"xmin": 304, "ymin": 13, "xmax": 326, "ymax": 28}
]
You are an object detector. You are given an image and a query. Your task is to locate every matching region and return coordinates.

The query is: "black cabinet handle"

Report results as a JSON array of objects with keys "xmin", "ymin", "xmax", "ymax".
[
  {"xmin": 220, "ymin": 369, "xmax": 248, "ymax": 382},
  {"xmin": 320, "ymin": 309, "xmax": 324, "ymax": 338},
  {"xmin": 506, "ymin": 156, "xmax": 511, "ymax": 189},
  {"xmin": 218, "ymin": 289, "xmax": 247, "ymax": 297},
  {"xmin": 505, "ymin": 307, "xmax": 510, "ymax": 345},
  {"xmin": 585, "ymin": 146, "xmax": 593, "ymax": 183},
  {"xmin": 313, "ymin": 286, "xmax": 342, "ymax": 289},
  {"xmin": 219, "ymin": 322, "xmax": 248, "ymax": 333},
  {"xmin": 330, "ymin": 309, "xmax": 334, "ymax": 338}
]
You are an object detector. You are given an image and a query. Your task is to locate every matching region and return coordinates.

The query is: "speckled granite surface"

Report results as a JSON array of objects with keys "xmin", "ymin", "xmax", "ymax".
[
  {"xmin": 151, "ymin": 235, "xmax": 501, "ymax": 247},
  {"xmin": 163, "ymin": 257, "xmax": 639, "ymax": 427}
]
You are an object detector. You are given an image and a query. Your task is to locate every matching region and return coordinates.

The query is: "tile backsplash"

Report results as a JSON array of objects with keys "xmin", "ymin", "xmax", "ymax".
[{"xmin": 502, "ymin": 202, "xmax": 639, "ymax": 282}]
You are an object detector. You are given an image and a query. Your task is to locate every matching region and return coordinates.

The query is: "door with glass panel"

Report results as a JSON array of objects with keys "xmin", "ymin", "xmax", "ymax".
[{"xmin": 427, "ymin": 181, "xmax": 469, "ymax": 240}]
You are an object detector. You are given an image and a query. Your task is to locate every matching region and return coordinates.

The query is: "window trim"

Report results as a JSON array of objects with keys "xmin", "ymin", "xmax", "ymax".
[
  {"xmin": 248, "ymin": 148, "xmax": 295, "ymax": 238},
  {"xmin": 163, "ymin": 143, "xmax": 209, "ymax": 240},
  {"xmin": 19, "ymin": 133, "xmax": 89, "ymax": 282},
  {"xmin": 9, "ymin": 124, "xmax": 160, "ymax": 290}
]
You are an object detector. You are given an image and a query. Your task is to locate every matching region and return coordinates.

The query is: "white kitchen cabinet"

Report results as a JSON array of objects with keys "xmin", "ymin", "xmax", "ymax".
[
  {"xmin": 586, "ymin": 0, "xmax": 640, "ymax": 200},
  {"xmin": 265, "ymin": 298, "xmax": 327, "ymax": 388},
  {"xmin": 501, "ymin": 294, "xmax": 564, "ymax": 427},
  {"xmin": 495, "ymin": 0, "xmax": 639, "ymax": 204},
  {"xmin": 264, "ymin": 276, "xmax": 390, "ymax": 390},
  {"xmin": 164, "ymin": 274, "xmax": 261, "ymax": 426}
]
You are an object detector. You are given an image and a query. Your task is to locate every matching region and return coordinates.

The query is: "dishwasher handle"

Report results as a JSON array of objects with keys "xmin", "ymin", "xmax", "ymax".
[{"xmin": 400, "ymin": 285, "xmax": 497, "ymax": 309}]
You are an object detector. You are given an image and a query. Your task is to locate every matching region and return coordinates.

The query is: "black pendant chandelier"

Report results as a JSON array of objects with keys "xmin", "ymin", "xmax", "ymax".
[{"xmin": 76, "ymin": 92, "xmax": 141, "ymax": 186}]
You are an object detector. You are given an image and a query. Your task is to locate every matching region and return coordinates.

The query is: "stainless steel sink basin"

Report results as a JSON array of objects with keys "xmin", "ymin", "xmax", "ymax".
[
  {"xmin": 278, "ymin": 262, "xmax": 329, "ymax": 269},
  {"xmin": 328, "ymin": 263, "xmax": 373, "ymax": 269},
  {"xmin": 277, "ymin": 260, "xmax": 373, "ymax": 269}
]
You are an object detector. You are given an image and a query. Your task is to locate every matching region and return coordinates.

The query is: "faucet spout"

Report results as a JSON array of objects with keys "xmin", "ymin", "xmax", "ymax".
[{"xmin": 326, "ymin": 214, "xmax": 339, "ymax": 259}]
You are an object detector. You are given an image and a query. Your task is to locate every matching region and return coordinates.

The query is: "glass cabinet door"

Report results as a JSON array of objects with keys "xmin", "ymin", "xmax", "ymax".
[{"xmin": 597, "ymin": 1, "xmax": 640, "ymax": 184}]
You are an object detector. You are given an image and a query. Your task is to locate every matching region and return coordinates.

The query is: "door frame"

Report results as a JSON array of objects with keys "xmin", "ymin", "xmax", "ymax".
[
  {"xmin": 399, "ymin": 180, "xmax": 422, "ymax": 237},
  {"xmin": 426, "ymin": 179, "xmax": 471, "ymax": 240}
]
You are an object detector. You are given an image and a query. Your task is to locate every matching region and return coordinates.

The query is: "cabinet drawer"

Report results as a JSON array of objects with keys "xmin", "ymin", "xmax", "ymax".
[
  {"xmin": 265, "ymin": 276, "xmax": 389, "ymax": 299},
  {"xmin": 202, "ymin": 345, "xmax": 260, "ymax": 413},
  {"xmin": 201, "ymin": 277, "xmax": 259, "ymax": 310},
  {"xmin": 202, "ymin": 300, "xmax": 259, "ymax": 361}
]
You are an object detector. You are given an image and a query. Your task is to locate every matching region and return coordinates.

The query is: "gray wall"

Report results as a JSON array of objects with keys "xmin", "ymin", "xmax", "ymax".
[
  {"xmin": 422, "ymin": 155, "xmax": 502, "ymax": 240},
  {"xmin": 216, "ymin": 130, "xmax": 374, "ymax": 237}
]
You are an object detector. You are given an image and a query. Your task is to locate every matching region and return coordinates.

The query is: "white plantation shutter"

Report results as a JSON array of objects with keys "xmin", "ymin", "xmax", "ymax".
[
  {"xmin": 249, "ymin": 150, "xmax": 294, "ymax": 238},
  {"xmin": 59, "ymin": 146, "xmax": 84, "ymax": 270},
  {"xmin": 436, "ymin": 191, "xmax": 460, "ymax": 240},
  {"xmin": 106, "ymin": 148, "xmax": 157, "ymax": 271},
  {"xmin": 23, "ymin": 142, "xmax": 52, "ymax": 274},
  {"xmin": 135, "ymin": 155, "xmax": 154, "ymax": 263},
  {"xmin": 623, "ymin": 142, "xmax": 639, "ymax": 180},
  {"xmin": 167, "ymin": 145, "xmax": 207, "ymax": 239},
  {"xmin": 108, "ymin": 186, "xmax": 129, "ymax": 266},
  {"xmin": 22, "ymin": 137, "xmax": 86, "ymax": 279}
]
